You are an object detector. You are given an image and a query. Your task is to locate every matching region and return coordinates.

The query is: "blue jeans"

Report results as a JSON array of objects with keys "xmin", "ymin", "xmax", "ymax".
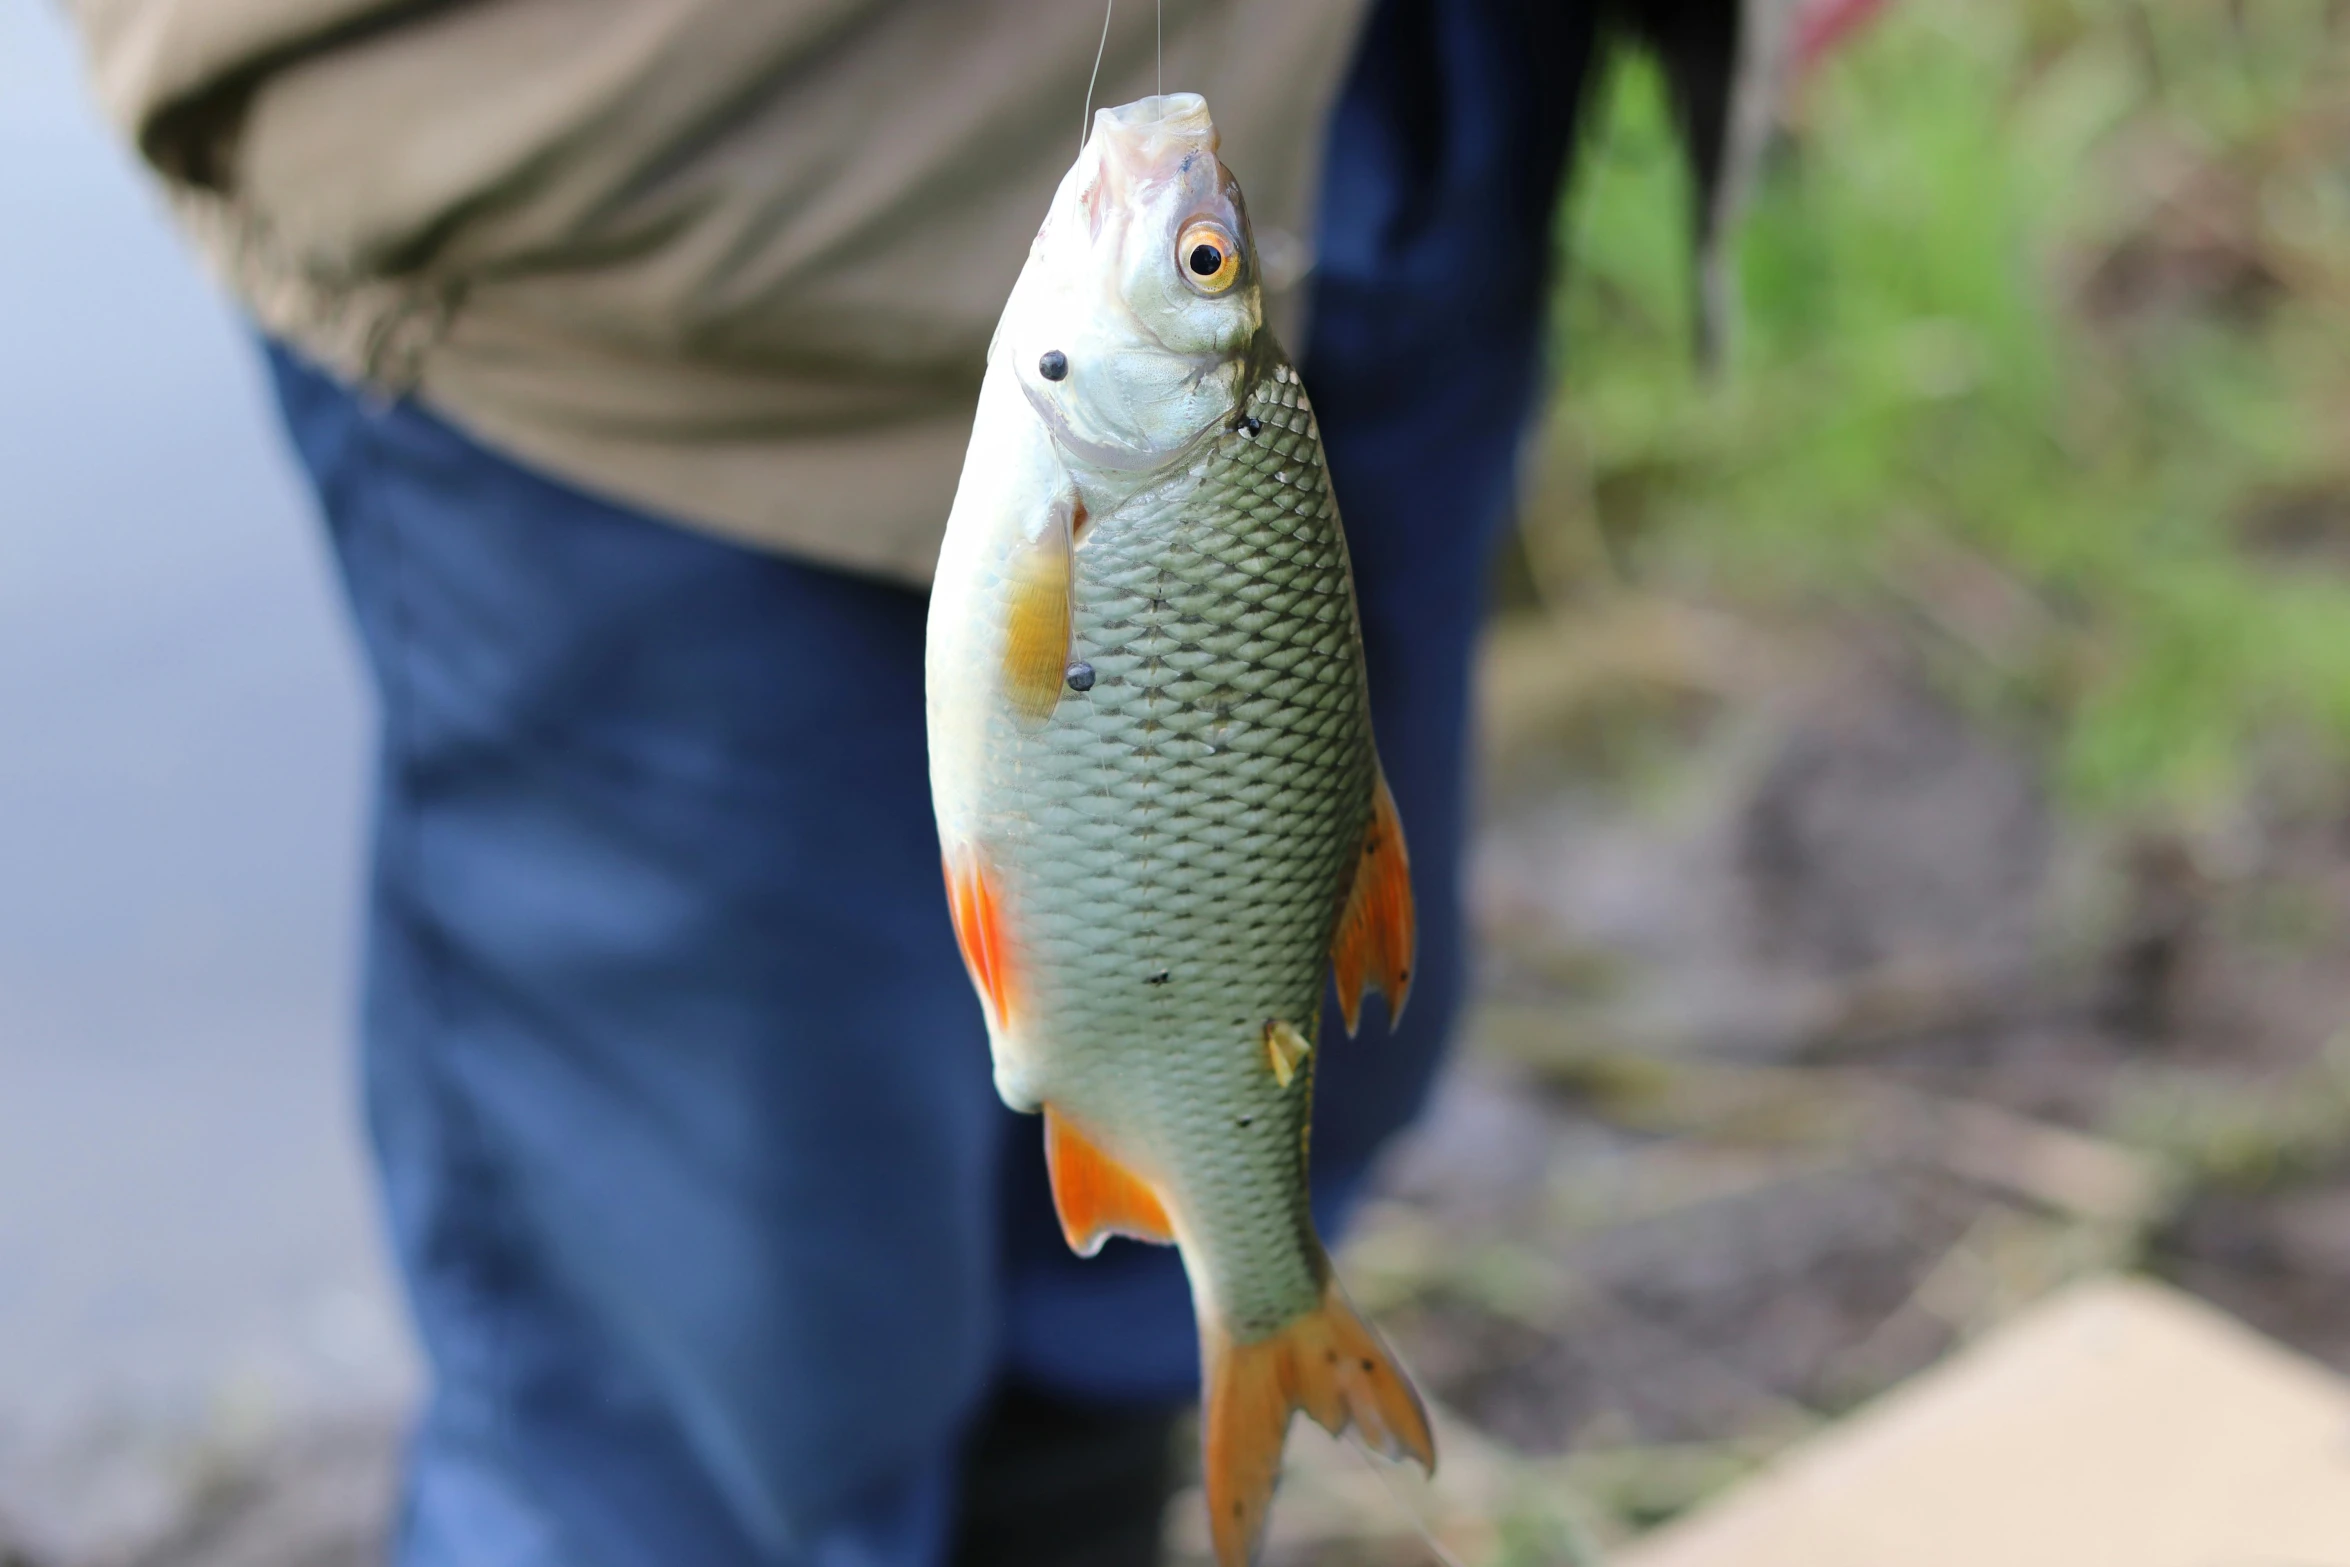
[{"xmin": 272, "ymin": 4, "xmax": 1592, "ymax": 1562}]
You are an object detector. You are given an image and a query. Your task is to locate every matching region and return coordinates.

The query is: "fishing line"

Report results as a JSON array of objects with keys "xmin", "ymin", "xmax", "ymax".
[
  {"xmin": 1343, "ymin": 1435, "xmax": 1474, "ymax": 1567},
  {"xmin": 1082, "ymin": 0, "xmax": 1116, "ymax": 146}
]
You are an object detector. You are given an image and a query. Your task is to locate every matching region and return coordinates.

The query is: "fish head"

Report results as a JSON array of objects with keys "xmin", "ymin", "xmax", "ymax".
[{"xmin": 1004, "ymin": 94, "xmax": 1264, "ymax": 480}]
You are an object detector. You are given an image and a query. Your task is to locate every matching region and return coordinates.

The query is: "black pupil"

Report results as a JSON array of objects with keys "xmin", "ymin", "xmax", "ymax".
[{"xmin": 1188, "ymin": 243, "xmax": 1224, "ymax": 277}]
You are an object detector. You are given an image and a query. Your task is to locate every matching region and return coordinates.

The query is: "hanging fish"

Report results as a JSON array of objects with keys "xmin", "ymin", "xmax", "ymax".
[{"xmin": 925, "ymin": 93, "xmax": 1432, "ymax": 1567}]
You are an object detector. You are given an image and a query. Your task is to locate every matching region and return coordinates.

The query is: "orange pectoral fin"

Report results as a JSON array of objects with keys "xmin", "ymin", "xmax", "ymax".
[
  {"xmin": 999, "ymin": 497, "xmax": 1077, "ymax": 729},
  {"xmin": 1330, "ymin": 763, "xmax": 1416, "ymax": 1037},
  {"xmin": 943, "ymin": 847, "xmax": 1015, "ymax": 1029},
  {"xmin": 1043, "ymin": 1106, "xmax": 1174, "ymax": 1257}
]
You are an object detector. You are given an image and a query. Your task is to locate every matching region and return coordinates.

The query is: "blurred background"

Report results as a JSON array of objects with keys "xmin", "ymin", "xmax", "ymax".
[
  {"xmin": 0, "ymin": 0, "xmax": 413, "ymax": 1560},
  {"xmin": 7, "ymin": 0, "xmax": 2350, "ymax": 1562}
]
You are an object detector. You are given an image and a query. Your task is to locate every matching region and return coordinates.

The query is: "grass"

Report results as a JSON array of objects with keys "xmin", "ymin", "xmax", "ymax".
[{"xmin": 1536, "ymin": 0, "xmax": 2350, "ymax": 815}]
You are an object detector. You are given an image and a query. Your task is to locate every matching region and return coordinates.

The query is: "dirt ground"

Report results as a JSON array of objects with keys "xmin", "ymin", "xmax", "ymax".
[
  {"xmin": 12, "ymin": 596, "xmax": 2350, "ymax": 1567},
  {"xmin": 1207, "ymin": 595, "xmax": 2350, "ymax": 1563}
]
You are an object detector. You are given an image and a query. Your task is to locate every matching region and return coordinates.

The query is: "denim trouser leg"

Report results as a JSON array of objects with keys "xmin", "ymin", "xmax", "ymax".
[{"xmin": 276, "ymin": 346, "xmax": 995, "ymax": 1565}]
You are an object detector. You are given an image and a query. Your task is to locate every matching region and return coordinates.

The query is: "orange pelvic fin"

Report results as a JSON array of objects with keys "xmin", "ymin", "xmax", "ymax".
[
  {"xmin": 1043, "ymin": 1106, "xmax": 1174, "ymax": 1257},
  {"xmin": 1262, "ymin": 1019, "xmax": 1311, "ymax": 1090},
  {"xmin": 1201, "ymin": 1279, "xmax": 1436, "ymax": 1567},
  {"xmin": 1329, "ymin": 763, "xmax": 1416, "ymax": 1037},
  {"xmin": 999, "ymin": 497, "xmax": 1077, "ymax": 728},
  {"xmin": 943, "ymin": 846, "xmax": 1015, "ymax": 1029}
]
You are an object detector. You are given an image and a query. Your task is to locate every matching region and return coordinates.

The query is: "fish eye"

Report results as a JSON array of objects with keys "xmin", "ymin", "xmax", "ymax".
[{"xmin": 1177, "ymin": 221, "xmax": 1241, "ymax": 295}]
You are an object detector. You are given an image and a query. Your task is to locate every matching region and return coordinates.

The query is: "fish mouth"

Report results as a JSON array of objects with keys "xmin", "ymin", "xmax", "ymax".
[{"xmin": 1090, "ymin": 93, "xmax": 1218, "ymax": 186}]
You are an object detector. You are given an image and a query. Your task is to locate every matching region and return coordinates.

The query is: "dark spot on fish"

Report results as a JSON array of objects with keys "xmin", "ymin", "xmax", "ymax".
[
  {"xmin": 1232, "ymin": 1502, "xmax": 1245, "ymax": 1519},
  {"xmin": 1145, "ymin": 970, "xmax": 1171, "ymax": 985},
  {"xmin": 1232, "ymin": 414, "xmax": 1262, "ymax": 436},
  {"xmin": 1064, "ymin": 660, "xmax": 1096, "ymax": 692},
  {"xmin": 1236, "ymin": 1115, "xmax": 1253, "ymax": 1128},
  {"xmin": 1361, "ymin": 1358, "xmax": 1376, "ymax": 1373},
  {"xmin": 1038, "ymin": 349, "xmax": 1068, "ymax": 381},
  {"xmin": 1326, "ymin": 1350, "xmax": 1340, "ymax": 1365}
]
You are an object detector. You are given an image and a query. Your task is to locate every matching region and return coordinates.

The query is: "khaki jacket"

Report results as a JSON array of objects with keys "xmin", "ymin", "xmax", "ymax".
[{"xmin": 68, "ymin": 0, "xmax": 1368, "ymax": 582}]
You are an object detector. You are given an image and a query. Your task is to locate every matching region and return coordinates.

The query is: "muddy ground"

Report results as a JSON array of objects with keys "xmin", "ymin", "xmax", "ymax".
[
  {"xmin": 11, "ymin": 596, "xmax": 2350, "ymax": 1567},
  {"xmin": 1200, "ymin": 596, "xmax": 2350, "ymax": 1564}
]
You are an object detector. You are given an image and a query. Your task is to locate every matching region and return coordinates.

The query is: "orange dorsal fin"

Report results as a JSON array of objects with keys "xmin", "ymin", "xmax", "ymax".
[
  {"xmin": 1043, "ymin": 1106, "xmax": 1174, "ymax": 1257},
  {"xmin": 1201, "ymin": 1278, "xmax": 1436, "ymax": 1567},
  {"xmin": 1330, "ymin": 764, "xmax": 1416, "ymax": 1036},
  {"xmin": 943, "ymin": 847, "xmax": 1015, "ymax": 1029}
]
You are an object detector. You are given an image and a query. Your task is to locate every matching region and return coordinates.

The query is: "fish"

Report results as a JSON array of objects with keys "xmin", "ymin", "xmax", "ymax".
[{"xmin": 924, "ymin": 93, "xmax": 1433, "ymax": 1566}]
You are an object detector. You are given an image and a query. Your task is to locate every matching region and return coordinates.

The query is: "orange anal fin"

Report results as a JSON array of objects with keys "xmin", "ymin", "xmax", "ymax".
[
  {"xmin": 1202, "ymin": 1279, "xmax": 1436, "ymax": 1567},
  {"xmin": 999, "ymin": 499, "xmax": 1077, "ymax": 729},
  {"xmin": 943, "ymin": 847, "xmax": 1015, "ymax": 1029},
  {"xmin": 1044, "ymin": 1106, "xmax": 1174, "ymax": 1257},
  {"xmin": 1330, "ymin": 764, "xmax": 1416, "ymax": 1037}
]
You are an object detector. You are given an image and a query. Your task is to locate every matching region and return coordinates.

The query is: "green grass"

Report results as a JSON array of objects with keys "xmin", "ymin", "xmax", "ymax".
[{"xmin": 1541, "ymin": 0, "xmax": 2350, "ymax": 812}]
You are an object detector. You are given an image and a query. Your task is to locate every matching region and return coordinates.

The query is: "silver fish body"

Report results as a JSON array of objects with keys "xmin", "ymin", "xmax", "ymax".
[
  {"xmin": 925, "ymin": 93, "xmax": 1430, "ymax": 1567},
  {"xmin": 975, "ymin": 356, "xmax": 1367, "ymax": 1336}
]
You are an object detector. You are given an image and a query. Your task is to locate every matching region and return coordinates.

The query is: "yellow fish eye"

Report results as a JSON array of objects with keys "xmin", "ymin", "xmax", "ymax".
[{"xmin": 1177, "ymin": 221, "xmax": 1241, "ymax": 294}]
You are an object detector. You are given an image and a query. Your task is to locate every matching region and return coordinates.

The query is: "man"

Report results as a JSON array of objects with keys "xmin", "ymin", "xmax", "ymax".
[{"xmin": 67, "ymin": 0, "xmax": 1769, "ymax": 1561}]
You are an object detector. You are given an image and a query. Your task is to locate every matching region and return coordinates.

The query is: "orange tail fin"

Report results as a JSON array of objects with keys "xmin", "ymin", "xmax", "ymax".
[
  {"xmin": 1330, "ymin": 764, "xmax": 1416, "ymax": 1036},
  {"xmin": 1200, "ymin": 1279, "xmax": 1435, "ymax": 1567}
]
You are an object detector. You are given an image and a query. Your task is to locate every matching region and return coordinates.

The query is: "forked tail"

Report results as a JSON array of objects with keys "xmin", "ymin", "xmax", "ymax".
[{"xmin": 1200, "ymin": 1277, "xmax": 1435, "ymax": 1567}]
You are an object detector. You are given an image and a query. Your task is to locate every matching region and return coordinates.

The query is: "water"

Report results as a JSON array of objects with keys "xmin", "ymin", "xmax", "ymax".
[{"xmin": 0, "ymin": 0, "xmax": 412, "ymax": 1463}]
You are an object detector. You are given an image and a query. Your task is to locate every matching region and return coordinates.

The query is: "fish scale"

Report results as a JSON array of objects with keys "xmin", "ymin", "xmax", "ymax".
[{"xmin": 976, "ymin": 359, "xmax": 1374, "ymax": 1339}]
